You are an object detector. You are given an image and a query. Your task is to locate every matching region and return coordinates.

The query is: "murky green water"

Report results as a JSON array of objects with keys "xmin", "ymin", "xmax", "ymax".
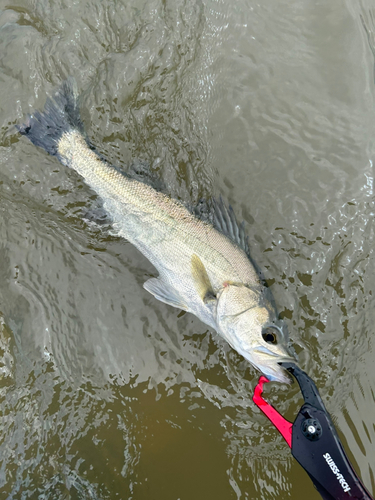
[{"xmin": 1, "ymin": 0, "xmax": 375, "ymax": 498}]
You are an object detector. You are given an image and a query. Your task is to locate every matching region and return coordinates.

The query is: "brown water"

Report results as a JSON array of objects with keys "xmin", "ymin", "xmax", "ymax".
[{"xmin": 1, "ymin": 0, "xmax": 375, "ymax": 498}]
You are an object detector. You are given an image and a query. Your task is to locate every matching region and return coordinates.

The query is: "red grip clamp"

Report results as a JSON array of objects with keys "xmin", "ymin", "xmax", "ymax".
[{"xmin": 252, "ymin": 376, "xmax": 293, "ymax": 448}]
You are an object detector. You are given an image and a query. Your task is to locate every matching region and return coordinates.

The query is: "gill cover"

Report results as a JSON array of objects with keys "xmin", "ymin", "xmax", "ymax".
[{"xmin": 215, "ymin": 283, "xmax": 294, "ymax": 383}]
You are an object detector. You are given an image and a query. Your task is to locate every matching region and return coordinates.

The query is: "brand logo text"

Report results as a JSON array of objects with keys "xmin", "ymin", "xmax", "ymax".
[{"xmin": 323, "ymin": 453, "xmax": 351, "ymax": 493}]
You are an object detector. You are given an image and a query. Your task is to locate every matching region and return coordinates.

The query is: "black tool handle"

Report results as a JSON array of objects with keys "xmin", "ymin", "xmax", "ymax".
[{"xmin": 280, "ymin": 362, "xmax": 374, "ymax": 500}]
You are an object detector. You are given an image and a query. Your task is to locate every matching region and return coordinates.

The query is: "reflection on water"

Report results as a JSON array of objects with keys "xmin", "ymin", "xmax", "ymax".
[{"xmin": 1, "ymin": 0, "xmax": 375, "ymax": 498}]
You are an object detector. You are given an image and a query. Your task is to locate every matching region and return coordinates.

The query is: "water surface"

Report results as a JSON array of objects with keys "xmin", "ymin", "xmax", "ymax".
[{"xmin": 1, "ymin": 0, "xmax": 375, "ymax": 498}]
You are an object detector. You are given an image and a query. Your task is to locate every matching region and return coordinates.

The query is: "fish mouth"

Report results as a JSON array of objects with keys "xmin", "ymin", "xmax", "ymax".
[
  {"xmin": 250, "ymin": 348, "xmax": 297, "ymax": 383},
  {"xmin": 274, "ymin": 358, "xmax": 299, "ymax": 383},
  {"xmin": 257, "ymin": 364, "xmax": 292, "ymax": 383},
  {"xmin": 253, "ymin": 346, "xmax": 296, "ymax": 362}
]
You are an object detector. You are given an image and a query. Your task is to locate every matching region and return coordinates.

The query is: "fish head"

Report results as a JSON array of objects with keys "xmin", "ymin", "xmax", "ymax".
[{"xmin": 215, "ymin": 283, "xmax": 296, "ymax": 383}]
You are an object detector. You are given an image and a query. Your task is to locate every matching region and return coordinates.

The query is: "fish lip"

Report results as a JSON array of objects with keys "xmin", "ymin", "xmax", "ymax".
[
  {"xmin": 260, "ymin": 363, "xmax": 293, "ymax": 383},
  {"xmin": 253, "ymin": 346, "xmax": 279, "ymax": 358},
  {"xmin": 253, "ymin": 346, "xmax": 296, "ymax": 362},
  {"xmin": 249, "ymin": 351, "xmax": 296, "ymax": 383}
]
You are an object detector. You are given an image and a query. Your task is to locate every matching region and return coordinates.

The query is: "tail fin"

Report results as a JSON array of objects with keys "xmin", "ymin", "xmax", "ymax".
[{"xmin": 18, "ymin": 78, "xmax": 84, "ymax": 159}]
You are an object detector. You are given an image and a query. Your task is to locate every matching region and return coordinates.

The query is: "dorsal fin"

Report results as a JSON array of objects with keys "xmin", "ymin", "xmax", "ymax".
[
  {"xmin": 209, "ymin": 196, "xmax": 266, "ymax": 283},
  {"xmin": 191, "ymin": 196, "xmax": 250, "ymax": 255},
  {"xmin": 127, "ymin": 160, "xmax": 167, "ymax": 192},
  {"xmin": 211, "ymin": 197, "xmax": 250, "ymax": 256}
]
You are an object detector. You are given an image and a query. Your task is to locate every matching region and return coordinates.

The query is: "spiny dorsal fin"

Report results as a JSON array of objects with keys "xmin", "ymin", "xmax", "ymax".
[
  {"xmin": 210, "ymin": 197, "xmax": 266, "ymax": 283},
  {"xmin": 192, "ymin": 196, "xmax": 250, "ymax": 257},
  {"xmin": 211, "ymin": 196, "xmax": 250, "ymax": 257}
]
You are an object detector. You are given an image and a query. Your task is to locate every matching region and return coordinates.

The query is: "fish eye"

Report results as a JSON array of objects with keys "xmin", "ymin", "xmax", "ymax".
[{"xmin": 262, "ymin": 327, "xmax": 279, "ymax": 345}]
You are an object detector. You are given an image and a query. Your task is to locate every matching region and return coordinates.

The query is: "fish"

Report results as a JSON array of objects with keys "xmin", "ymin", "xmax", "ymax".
[{"xmin": 18, "ymin": 78, "xmax": 296, "ymax": 383}]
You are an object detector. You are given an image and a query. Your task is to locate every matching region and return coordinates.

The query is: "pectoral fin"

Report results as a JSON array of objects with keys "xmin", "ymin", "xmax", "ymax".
[
  {"xmin": 191, "ymin": 254, "xmax": 216, "ymax": 304},
  {"xmin": 143, "ymin": 278, "xmax": 188, "ymax": 311}
]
